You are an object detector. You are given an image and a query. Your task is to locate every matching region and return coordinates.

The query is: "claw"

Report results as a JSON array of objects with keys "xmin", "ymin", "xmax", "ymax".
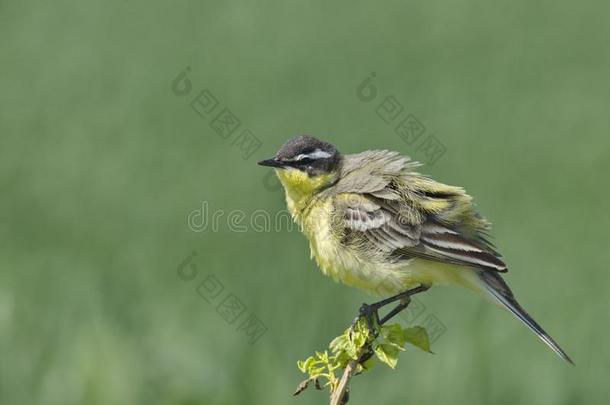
[{"xmin": 354, "ymin": 303, "xmax": 379, "ymax": 338}]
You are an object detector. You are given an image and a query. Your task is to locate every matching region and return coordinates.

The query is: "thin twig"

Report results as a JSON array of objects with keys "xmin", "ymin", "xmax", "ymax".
[
  {"xmin": 330, "ymin": 316, "xmax": 379, "ymax": 404},
  {"xmin": 330, "ymin": 359, "xmax": 357, "ymax": 405}
]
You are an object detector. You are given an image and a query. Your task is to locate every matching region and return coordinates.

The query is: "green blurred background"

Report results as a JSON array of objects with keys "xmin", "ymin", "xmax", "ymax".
[{"xmin": 2, "ymin": 0, "xmax": 609, "ymax": 404}]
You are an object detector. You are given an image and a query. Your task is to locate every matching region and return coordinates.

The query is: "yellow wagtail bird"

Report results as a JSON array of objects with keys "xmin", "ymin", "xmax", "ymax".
[{"xmin": 258, "ymin": 135, "xmax": 572, "ymax": 364}]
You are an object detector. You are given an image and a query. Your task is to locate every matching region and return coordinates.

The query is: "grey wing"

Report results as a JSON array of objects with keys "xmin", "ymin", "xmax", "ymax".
[
  {"xmin": 342, "ymin": 195, "xmax": 421, "ymax": 251},
  {"xmin": 339, "ymin": 193, "xmax": 507, "ymax": 272}
]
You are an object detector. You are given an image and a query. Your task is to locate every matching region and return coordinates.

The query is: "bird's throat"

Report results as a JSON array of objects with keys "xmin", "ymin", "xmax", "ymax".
[{"xmin": 275, "ymin": 168, "xmax": 335, "ymax": 223}]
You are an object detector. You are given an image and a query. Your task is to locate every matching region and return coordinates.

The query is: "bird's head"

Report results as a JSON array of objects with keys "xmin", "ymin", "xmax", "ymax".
[{"xmin": 258, "ymin": 135, "xmax": 341, "ymax": 196}]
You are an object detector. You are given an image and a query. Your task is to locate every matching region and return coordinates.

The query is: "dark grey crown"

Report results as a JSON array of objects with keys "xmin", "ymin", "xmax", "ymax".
[
  {"xmin": 276, "ymin": 135, "xmax": 336, "ymax": 160},
  {"xmin": 275, "ymin": 135, "xmax": 341, "ymax": 175}
]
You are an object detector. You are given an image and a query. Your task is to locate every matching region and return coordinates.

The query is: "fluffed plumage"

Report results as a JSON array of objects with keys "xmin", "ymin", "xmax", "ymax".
[{"xmin": 259, "ymin": 135, "xmax": 573, "ymax": 364}]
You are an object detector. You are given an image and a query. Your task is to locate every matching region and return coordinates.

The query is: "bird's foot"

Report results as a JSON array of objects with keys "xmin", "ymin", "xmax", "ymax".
[{"xmin": 350, "ymin": 303, "xmax": 380, "ymax": 339}]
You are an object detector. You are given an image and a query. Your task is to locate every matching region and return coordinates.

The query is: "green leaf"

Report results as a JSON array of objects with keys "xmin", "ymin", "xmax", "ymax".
[
  {"xmin": 329, "ymin": 334, "xmax": 349, "ymax": 353},
  {"xmin": 380, "ymin": 323, "xmax": 407, "ymax": 350},
  {"xmin": 310, "ymin": 365, "xmax": 327, "ymax": 377},
  {"xmin": 297, "ymin": 356, "xmax": 316, "ymax": 373},
  {"xmin": 374, "ymin": 343, "xmax": 400, "ymax": 369},
  {"xmin": 333, "ymin": 350, "xmax": 352, "ymax": 369},
  {"xmin": 345, "ymin": 337, "xmax": 360, "ymax": 359},
  {"xmin": 404, "ymin": 326, "xmax": 432, "ymax": 353},
  {"xmin": 352, "ymin": 317, "xmax": 371, "ymax": 340},
  {"xmin": 296, "ymin": 314, "xmax": 429, "ymax": 392},
  {"xmin": 352, "ymin": 330, "xmax": 367, "ymax": 349}
]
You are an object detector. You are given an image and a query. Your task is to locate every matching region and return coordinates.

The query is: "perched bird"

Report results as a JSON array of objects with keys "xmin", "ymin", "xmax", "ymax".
[{"xmin": 258, "ymin": 135, "xmax": 572, "ymax": 364}]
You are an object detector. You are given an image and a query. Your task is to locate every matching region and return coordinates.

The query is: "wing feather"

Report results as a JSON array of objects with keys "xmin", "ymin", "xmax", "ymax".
[{"xmin": 333, "ymin": 152, "xmax": 506, "ymax": 272}]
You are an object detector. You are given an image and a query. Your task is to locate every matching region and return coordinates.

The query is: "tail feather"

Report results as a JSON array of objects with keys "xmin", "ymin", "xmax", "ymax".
[{"xmin": 477, "ymin": 271, "xmax": 574, "ymax": 365}]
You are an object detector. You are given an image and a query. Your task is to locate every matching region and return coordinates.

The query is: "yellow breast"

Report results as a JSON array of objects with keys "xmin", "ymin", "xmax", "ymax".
[{"xmin": 283, "ymin": 187, "xmax": 407, "ymax": 294}]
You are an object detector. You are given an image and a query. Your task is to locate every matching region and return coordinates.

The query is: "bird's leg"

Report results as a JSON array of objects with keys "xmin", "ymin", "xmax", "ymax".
[
  {"xmin": 370, "ymin": 284, "xmax": 430, "ymax": 311},
  {"xmin": 355, "ymin": 285, "xmax": 430, "ymax": 334},
  {"xmin": 379, "ymin": 297, "xmax": 411, "ymax": 325}
]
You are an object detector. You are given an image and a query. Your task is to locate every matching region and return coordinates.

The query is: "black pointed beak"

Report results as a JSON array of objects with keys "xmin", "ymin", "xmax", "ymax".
[{"xmin": 257, "ymin": 158, "xmax": 285, "ymax": 168}]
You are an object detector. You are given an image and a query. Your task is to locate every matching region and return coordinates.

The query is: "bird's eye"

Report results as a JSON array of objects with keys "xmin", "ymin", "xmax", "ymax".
[{"xmin": 296, "ymin": 157, "xmax": 313, "ymax": 165}]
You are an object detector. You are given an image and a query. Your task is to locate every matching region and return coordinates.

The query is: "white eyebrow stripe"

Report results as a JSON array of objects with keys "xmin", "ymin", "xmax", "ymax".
[{"xmin": 295, "ymin": 149, "xmax": 332, "ymax": 160}]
